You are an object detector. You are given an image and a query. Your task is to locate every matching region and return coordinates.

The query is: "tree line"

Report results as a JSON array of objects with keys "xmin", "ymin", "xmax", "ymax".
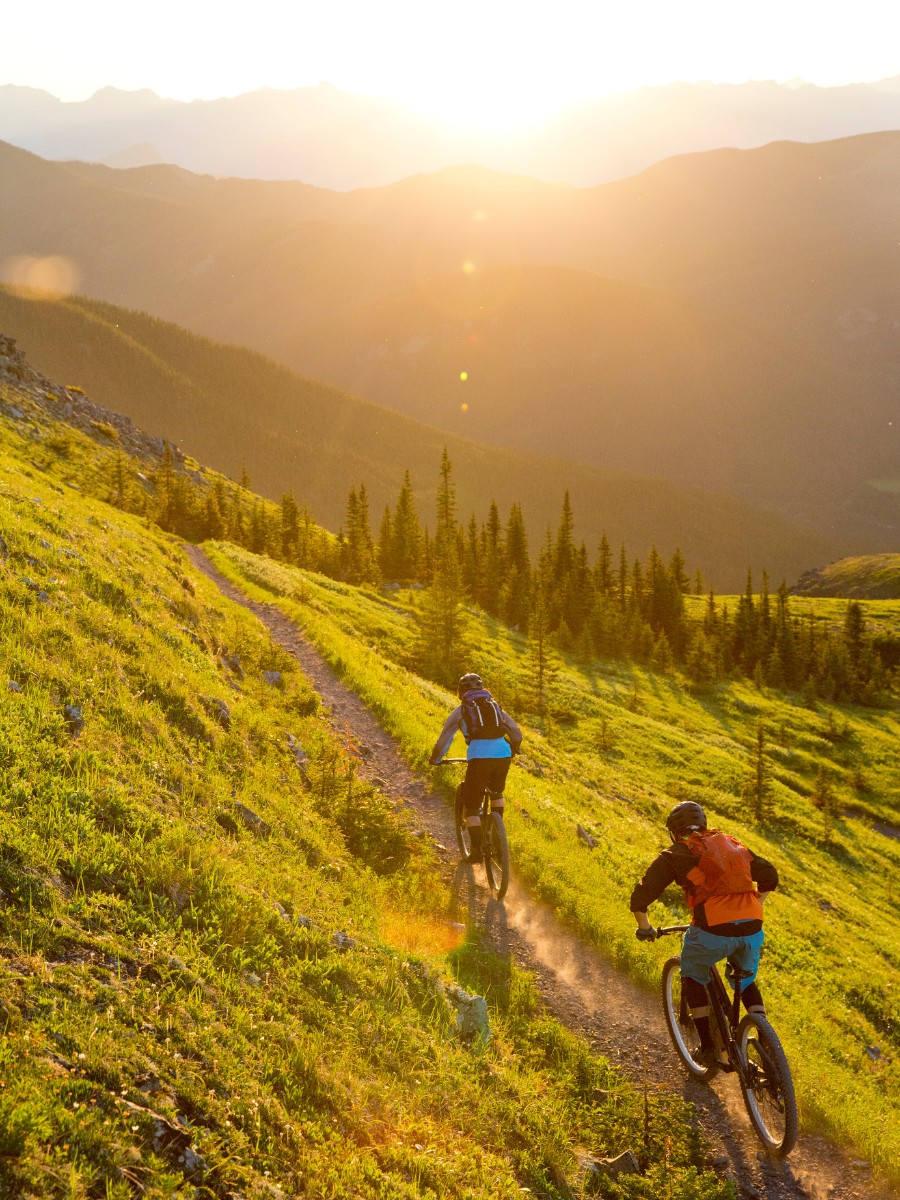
[{"xmin": 120, "ymin": 444, "xmax": 897, "ymax": 706}]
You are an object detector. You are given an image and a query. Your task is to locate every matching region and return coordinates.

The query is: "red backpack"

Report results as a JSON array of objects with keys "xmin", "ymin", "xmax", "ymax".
[{"xmin": 684, "ymin": 830, "xmax": 760, "ymax": 920}]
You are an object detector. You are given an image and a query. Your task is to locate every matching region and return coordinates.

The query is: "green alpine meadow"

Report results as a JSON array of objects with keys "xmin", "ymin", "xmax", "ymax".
[{"xmin": 0, "ymin": 342, "xmax": 745, "ymax": 1196}]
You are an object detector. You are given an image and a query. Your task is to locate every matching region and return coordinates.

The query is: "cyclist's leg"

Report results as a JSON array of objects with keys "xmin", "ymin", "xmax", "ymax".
[
  {"xmin": 679, "ymin": 927, "xmax": 723, "ymax": 1051},
  {"xmin": 462, "ymin": 760, "xmax": 491, "ymax": 853},
  {"xmin": 727, "ymin": 929, "xmax": 766, "ymax": 1015},
  {"xmin": 485, "ymin": 757, "xmax": 512, "ymax": 814}
]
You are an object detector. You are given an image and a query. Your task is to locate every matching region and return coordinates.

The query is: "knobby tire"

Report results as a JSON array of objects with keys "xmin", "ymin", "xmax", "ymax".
[
  {"xmin": 454, "ymin": 785, "xmax": 476, "ymax": 863},
  {"xmin": 483, "ymin": 812, "xmax": 510, "ymax": 900},
  {"xmin": 661, "ymin": 957, "xmax": 714, "ymax": 1081},
  {"xmin": 737, "ymin": 1013, "xmax": 798, "ymax": 1155}
]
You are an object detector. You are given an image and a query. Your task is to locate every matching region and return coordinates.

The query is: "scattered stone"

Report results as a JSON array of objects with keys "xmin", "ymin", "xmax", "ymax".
[
  {"xmin": 244, "ymin": 972, "xmax": 263, "ymax": 987},
  {"xmin": 372, "ymin": 777, "xmax": 388, "ymax": 788},
  {"xmin": 273, "ymin": 902, "xmax": 290, "ymax": 920},
  {"xmin": 332, "ymin": 931, "xmax": 357, "ymax": 952},
  {"xmin": 582, "ymin": 1150, "xmax": 640, "ymax": 1183},
  {"xmin": 63, "ymin": 704, "xmax": 84, "ymax": 736},
  {"xmin": 576, "ymin": 824, "xmax": 598, "ymax": 849},
  {"xmin": 232, "ymin": 801, "xmax": 271, "ymax": 837},
  {"xmin": 286, "ymin": 733, "xmax": 310, "ymax": 781},
  {"xmin": 817, "ymin": 898, "xmax": 835, "ymax": 912},
  {"xmin": 7, "ymin": 681, "xmax": 22, "ymax": 693},
  {"xmin": 136, "ymin": 1072, "xmax": 162, "ymax": 1095},
  {"xmin": 851, "ymin": 1160, "xmax": 871, "ymax": 1170},
  {"xmin": 866, "ymin": 1045, "xmax": 886, "ymax": 1061},
  {"xmin": 263, "ymin": 670, "xmax": 283, "ymax": 688},
  {"xmin": 446, "ymin": 985, "xmax": 490, "ymax": 1046},
  {"xmin": 222, "ymin": 652, "xmax": 244, "ymax": 679},
  {"xmin": 37, "ymin": 590, "xmax": 50, "ymax": 603},
  {"xmin": 293, "ymin": 914, "xmax": 314, "ymax": 930},
  {"xmin": 178, "ymin": 1145, "xmax": 207, "ymax": 1178},
  {"xmin": 202, "ymin": 696, "xmax": 231, "ymax": 729}
]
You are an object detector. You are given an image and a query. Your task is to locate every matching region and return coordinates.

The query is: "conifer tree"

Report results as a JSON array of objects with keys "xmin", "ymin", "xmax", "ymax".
[
  {"xmin": 414, "ymin": 453, "xmax": 468, "ymax": 686},
  {"xmin": 743, "ymin": 722, "xmax": 774, "ymax": 823},
  {"xmin": 392, "ymin": 470, "xmax": 423, "ymax": 584}
]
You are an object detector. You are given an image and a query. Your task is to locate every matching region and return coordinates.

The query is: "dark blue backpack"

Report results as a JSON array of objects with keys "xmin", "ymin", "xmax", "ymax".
[{"xmin": 461, "ymin": 688, "xmax": 503, "ymax": 741}]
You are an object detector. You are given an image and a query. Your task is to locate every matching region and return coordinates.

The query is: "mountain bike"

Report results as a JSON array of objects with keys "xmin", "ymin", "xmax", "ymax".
[
  {"xmin": 438, "ymin": 759, "xmax": 510, "ymax": 900},
  {"xmin": 652, "ymin": 924, "xmax": 798, "ymax": 1156}
]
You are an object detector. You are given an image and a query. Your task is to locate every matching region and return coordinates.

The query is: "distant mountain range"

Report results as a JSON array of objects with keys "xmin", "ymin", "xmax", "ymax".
[
  {"xmin": 2, "ymin": 134, "xmax": 897, "ymax": 552},
  {"xmin": 4, "ymin": 77, "xmax": 900, "ymax": 188},
  {"xmin": 0, "ymin": 285, "xmax": 841, "ymax": 591}
]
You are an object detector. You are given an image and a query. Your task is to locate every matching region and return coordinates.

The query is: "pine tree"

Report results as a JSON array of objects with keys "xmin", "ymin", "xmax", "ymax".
[
  {"xmin": 527, "ymin": 577, "xmax": 556, "ymax": 715},
  {"xmin": 414, "ymin": 454, "xmax": 468, "ymax": 686},
  {"xmin": 812, "ymin": 765, "xmax": 838, "ymax": 844},
  {"xmin": 280, "ymin": 491, "xmax": 300, "ymax": 561},
  {"xmin": 392, "ymin": 470, "xmax": 423, "ymax": 584},
  {"xmin": 743, "ymin": 722, "xmax": 774, "ymax": 823},
  {"xmin": 377, "ymin": 506, "xmax": 395, "ymax": 579}
]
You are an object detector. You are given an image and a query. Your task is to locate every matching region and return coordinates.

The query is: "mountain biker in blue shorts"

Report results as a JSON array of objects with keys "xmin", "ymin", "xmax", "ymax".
[
  {"xmin": 630, "ymin": 800, "xmax": 779, "ymax": 1068},
  {"xmin": 429, "ymin": 672, "xmax": 522, "ymax": 861}
]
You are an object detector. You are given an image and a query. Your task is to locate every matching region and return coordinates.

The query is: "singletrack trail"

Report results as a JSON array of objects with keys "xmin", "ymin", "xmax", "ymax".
[{"xmin": 185, "ymin": 545, "xmax": 895, "ymax": 1200}]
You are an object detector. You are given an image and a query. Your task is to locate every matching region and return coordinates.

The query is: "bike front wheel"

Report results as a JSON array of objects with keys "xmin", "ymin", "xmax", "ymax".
[
  {"xmin": 454, "ymin": 785, "xmax": 477, "ymax": 863},
  {"xmin": 483, "ymin": 812, "xmax": 510, "ymax": 900},
  {"xmin": 737, "ymin": 1013, "xmax": 798, "ymax": 1156},
  {"xmin": 661, "ymin": 958, "xmax": 714, "ymax": 1080}
]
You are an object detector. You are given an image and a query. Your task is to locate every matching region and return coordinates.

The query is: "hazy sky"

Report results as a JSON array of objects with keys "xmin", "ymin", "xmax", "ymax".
[{"xmin": 7, "ymin": 0, "xmax": 900, "ymax": 129}]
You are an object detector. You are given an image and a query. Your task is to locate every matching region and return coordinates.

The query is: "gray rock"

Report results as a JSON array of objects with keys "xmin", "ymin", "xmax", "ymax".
[
  {"xmin": 576, "ymin": 824, "xmax": 598, "ymax": 849},
  {"xmin": 7, "ymin": 681, "xmax": 22, "ymax": 693},
  {"xmin": 447, "ymin": 985, "xmax": 490, "ymax": 1046},
  {"xmin": 233, "ymin": 801, "xmax": 271, "ymax": 837},
  {"xmin": 63, "ymin": 704, "xmax": 84, "ymax": 735},
  {"xmin": 586, "ymin": 1150, "xmax": 640, "ymax": 1181},
  {"xmin": 273, "ymin": 902, "xmax": 290, "ymax": 920},
  {"xmin": 222, "ymin": 653, "xmax": 243, "ymax": 679},
  {"xmin": 331, "ymin": 931, "xmax": 357, "ymax": 952},
  {"xmin": 263, "ymin": 670, "xmax": 283, "ymax": 687},
  {"xmin": 293, "ymin": 914, "xmax": 314, "ymax": 929},
  {"xmin": 178, "ymin": 1145, "xmax": 207, "ymax": 1177}
]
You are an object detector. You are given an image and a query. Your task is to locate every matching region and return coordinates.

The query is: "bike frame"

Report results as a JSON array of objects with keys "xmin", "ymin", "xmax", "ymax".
[{"xmin": 658, "ymin": 924, "xmax": 748, "ymax": 1070}]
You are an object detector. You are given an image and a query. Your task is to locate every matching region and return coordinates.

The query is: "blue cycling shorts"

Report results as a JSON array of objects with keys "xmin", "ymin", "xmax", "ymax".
[{"xmin": 679, "ymin": 925, "xmax": 764, "ymax": 990}]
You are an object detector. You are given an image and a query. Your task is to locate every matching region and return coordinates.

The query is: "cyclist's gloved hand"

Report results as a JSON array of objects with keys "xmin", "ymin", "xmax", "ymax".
[{"xmin": 635, "ymin": 926, "xmax": 658, "ymax": 942}]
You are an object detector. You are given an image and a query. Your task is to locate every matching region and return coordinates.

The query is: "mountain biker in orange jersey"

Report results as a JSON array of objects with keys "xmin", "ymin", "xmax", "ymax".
[
  {"xmin": 429, "ymin": 672, "xmax": 522, "ymax": 861},
  {"xmin": 630, "ymin": 800, "xmax": 779, "ymax": 1068}
]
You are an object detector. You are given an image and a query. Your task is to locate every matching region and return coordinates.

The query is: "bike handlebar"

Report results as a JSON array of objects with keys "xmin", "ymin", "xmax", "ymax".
[
  {"xmin": 654, "ymin": 925, "xmax": 690, "ymax": 937},
  {"xmin": 435, "ymin": 757, "xmax": 469, "ymax": 765}
]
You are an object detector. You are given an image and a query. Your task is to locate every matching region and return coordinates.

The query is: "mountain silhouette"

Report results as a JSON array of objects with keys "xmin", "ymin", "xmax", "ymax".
[
  {"xmin": 2, "ymin": 134, "xmax": 898, "ymax": 548},
  {"xmin": 5, "ymin": 78, "xmax": 900, "ymax": 187}
]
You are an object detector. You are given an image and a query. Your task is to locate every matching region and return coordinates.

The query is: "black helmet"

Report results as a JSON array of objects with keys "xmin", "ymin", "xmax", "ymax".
[
  {"xmin": 665, "ymin": 801, "xmax": 707, "ymax": 839},
  {"xmin": 457, "ymin": 672, "xmax": 483, "ymax": 697}
]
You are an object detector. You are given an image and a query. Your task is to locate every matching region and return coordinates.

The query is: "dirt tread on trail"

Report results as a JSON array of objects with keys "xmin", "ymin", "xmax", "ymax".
[{"xmin": 185, "ymin": 545, "xmax": 895, "ymax": 1200}]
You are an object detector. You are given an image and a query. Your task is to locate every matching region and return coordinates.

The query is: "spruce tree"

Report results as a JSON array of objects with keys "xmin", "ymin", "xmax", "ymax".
[
  {"xmin": 414, "ymin": 453, "xmax": 468, "ymax": 686},
  {"xmin": 742, "ymin": 722, "xmax": 774, "ymax": 823}
]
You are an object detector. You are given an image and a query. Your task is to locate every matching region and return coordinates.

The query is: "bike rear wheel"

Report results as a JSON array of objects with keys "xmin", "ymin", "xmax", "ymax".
[
  {"xmin": 483, "ymin": 811, "xmax": 510, "ymax": 900},
  {"xmin": 454, "ymin": 785, "xmax": 477, "ymax": 863},
  {"xmin": 661, "ymin": 957, "xmax": 715, "ymax": 1080},
  {"xmin": 737, "ymin": 1013, "xmax": 798, "ymax": 1155}
]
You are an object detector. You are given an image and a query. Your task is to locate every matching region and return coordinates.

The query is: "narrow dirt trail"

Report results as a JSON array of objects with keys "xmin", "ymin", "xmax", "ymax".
[{"xmin": 185, "ymin": 545, "xmax": 895, "ymax": 1200}]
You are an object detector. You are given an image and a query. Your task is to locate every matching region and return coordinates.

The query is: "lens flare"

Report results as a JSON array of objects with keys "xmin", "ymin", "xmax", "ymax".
[
  {"xmin": 459, "ymin": 371, "xmax": 468, "ymax": 382},
  {"xmin": 462, "ymin": 260, "xmax": 476, "ymax": 274},
  {"xmin": 2, "ymin": 255, "xmax": 80, "ymax": 299},
  {"xmin": 461, "ymin": 403, "xmax": 469, "ymax": 413}
]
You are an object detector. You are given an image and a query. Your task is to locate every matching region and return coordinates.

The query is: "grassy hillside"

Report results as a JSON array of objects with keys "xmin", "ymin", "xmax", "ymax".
[
  {"xmin": 0, "ymin": 356, "xmax": 731, "ymax": 1196},
  {"xmin": 205, "ymin": 542, "xmax": 900, "ymax": 1182},
  {"xmin": 0, "ymin": 288, "xmax": 843, "ymax": 590},
  {"xmin": 791, "ymin": 555, "xmax": 900, "ymax": 599},
  {"xmin": 3, "ymin": 137, "xmax": 900, "ymax": 544}
]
